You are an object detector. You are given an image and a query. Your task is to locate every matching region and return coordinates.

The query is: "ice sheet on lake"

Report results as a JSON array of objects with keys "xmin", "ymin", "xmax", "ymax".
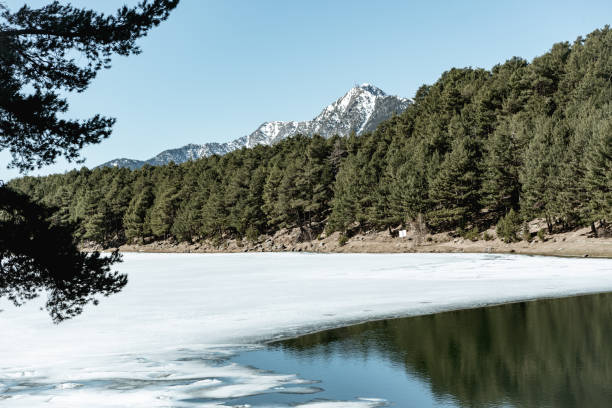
[{"xmin": 1, "ymin": 253, "xmax": 611, "ymax": 407}]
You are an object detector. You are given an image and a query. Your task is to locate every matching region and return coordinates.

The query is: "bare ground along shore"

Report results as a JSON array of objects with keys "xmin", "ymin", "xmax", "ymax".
[{"xmin": 87, "ymin": 222, "xmax": 612, "ymax": 258}]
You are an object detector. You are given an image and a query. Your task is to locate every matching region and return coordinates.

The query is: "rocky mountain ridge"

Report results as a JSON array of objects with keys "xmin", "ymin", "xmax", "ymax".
[{"xmin": 99, "ymin": 84, "xmax": 410, "ymax": 170}]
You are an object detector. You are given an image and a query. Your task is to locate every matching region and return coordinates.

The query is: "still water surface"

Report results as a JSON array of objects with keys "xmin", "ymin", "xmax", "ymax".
[{"xmin": 233, "ymin": 293, "xmax": 612, "ymax": 407}]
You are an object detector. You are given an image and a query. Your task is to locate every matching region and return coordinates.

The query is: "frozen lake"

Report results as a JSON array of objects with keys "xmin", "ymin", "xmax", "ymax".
[{"xmin": 1, "ymin": 253, "xmax": 612, "ymax": 407}]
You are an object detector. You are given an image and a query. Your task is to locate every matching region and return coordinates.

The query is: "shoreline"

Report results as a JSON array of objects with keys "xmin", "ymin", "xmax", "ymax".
[
  {"xmin": 106, "ymin": 246, "xmax": 612, "ymax": 259},
  {"xmin": 88, "ymin": 224, "xmax": 612, "ymax": 259},
  {"xmin": 261, "ymin": 289, "xmax": 612, "ymax": 345}
]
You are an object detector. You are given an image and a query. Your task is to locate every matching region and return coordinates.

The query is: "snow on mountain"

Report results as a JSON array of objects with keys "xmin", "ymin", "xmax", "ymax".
[
  {"xmin": 98, "ymin": 84, "xmax": 410, "ymax": 169},
  {"xmin": 145, "ymin": 140, "xmax": 247, "ymax": 167},
  {"xmin": 102, "ymin": 158, "xmax": 146, "ymax": 170}
]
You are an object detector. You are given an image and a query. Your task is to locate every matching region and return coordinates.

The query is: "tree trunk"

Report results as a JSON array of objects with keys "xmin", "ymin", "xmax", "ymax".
[
  {"xmin": 546, "ymin": 215, "xmax": 553, "ymax": 234},
  {"xmin": 591, "ymin": 221, "xmax": 599, "ymax": 238}
]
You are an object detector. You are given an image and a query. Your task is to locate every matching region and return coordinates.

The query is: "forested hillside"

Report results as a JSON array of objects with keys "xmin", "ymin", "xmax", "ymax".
[{"xmin": 9, "ymin": 27, "xmax": 611, "ymax": 247}]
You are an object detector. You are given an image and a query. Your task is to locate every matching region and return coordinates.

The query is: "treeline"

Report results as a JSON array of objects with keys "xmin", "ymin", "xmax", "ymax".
[{"xmin": 9, "ymin": 27, "xmax": 611, "ymax": 246}]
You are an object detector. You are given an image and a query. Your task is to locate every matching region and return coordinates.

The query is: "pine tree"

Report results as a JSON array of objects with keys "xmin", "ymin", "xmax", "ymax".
[
  {"xmin": 124, "ymin": 180, "xmax": 154, "ymax": 243},
  {"xmin": 171, "ymin": 177, "xmax": 203, "ymax": 242},
  {"xmin": 83, "ymin": 201, "xmax": 111, "ymax": 244},
  {"xmin": 201, "ymin": 183, "xmax": 227, "ymax": 240},
  {"xmin": 80, "ymin": 187, "xmax": 103, "ymax": 241},
  {"xmin": 584, "ymin": 116, "xmax": 612, "ymax": 227},
  {"xmin": 243, "ymin": 165, "xmax": 268, "ymax": 236},
  {"xmin": 0, "ymin": 1, "xmax": 179, "ymax": 171},
  {"xmin": 224, "ymin": 165, "xmax": 252, "ymax": 236},
  {"xmin": 428, "ymin": 137, "xmax": 481, "ymax": 230},
  {"xmin": 149, "ymin": 176, "xmax": 181, "ymax": 239},
  {"xmin": 386, "ymin": 162, "xmax": 428, "ymax": 227},
  {"xmin": 263, "ymin": 163, "xmax": 286, "ymax": 229},
  {"xmin": 280, "ymin": 157, "xmax": 308, "ymax": 228},
  {"xmin": 551, "ymin": 110, "xmax": 596, "ymax": 228},
  {"xmin": 172, "ymin": 202, "xmax": 200, "ymax": 242},
  {"xmin": 480, "ymin": 119, "xmax": 524, "ymax": 218},
  {"xmin": 0, "ymin": 1, "xmax": 177, "ymax": 320},
  {"xmin": 303, "ymin": 135, "xmax": 333, "ymax": 227},
  {"xmin": 496, "ymin": 208, "xmax": 523, "ymax": 243},
  {"xmin": 328, "ymin": 136, "xmax": 348, "ymax": 177},
  {"xmin": 383, "ymin": 137, "xmax": 430, "ymax": 228},
  {"xmin": 519, "ymin": 116, "xmax": 560, "ymax": 232},
  {"xmin": 49, "ymin": 185, "xmax": 75, "ymax": 227},
  {"xmin": 327, "ymin": 157, "xmax": 360, "ymax": 233},
  {"xmin": 104, "ymin": 171, "xmax": 133, "ymax": 242}
]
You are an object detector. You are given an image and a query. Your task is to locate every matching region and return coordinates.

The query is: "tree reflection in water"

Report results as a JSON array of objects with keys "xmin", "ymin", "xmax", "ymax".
[{"xmin": 273, "ymin": 293, "xmax": 612, "ymax": 408}]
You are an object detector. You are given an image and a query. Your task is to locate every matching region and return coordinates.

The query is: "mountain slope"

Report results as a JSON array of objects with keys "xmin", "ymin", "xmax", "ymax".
[{"xmin": 98, "ymin": 84, "xmax": 410, "ymax": 169}]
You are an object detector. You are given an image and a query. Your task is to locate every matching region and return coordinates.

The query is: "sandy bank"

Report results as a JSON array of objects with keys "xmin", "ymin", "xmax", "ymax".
[{"xmin": 92, "ymin": 223, "xmax": 612, "ymax": 258}]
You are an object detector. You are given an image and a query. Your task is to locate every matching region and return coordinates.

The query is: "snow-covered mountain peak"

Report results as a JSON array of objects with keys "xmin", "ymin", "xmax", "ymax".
[
  {"xmin": 358, "ymin": 83, "xmax": 387, "ymax": 96},
  {"xmin": 98, "ymin": 84, "xmax": 410, "ymax": 169},
  {"xmin": 326, "ymin": 84, "xmax": 389, "ymax": 115},
  {"xmin": 313, "ymin": 84, "xmax": 409, "ymax": 135}
]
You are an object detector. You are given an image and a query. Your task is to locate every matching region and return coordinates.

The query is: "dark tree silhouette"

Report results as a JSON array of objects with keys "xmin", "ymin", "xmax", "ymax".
[
  {"xmin": 0, "ymin": 0, "xmax": 179, "ymax": 170},
  {"xmin": 0, "ymin": 0, "xmax": 179, "ymax": 321},
  {"xmin": 0, "ymin": 184, "xmax": 125, "ymax": 322}
]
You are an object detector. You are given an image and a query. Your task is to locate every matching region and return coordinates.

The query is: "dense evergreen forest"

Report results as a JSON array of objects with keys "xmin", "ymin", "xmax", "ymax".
[{"xmin": 8, "ymin": 27, "xmax": 611, "ymax": 247}]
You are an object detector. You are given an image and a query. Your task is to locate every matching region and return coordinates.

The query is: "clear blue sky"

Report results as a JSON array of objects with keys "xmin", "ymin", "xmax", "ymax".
[{"xmin": 1, "ymin": 0, "xmax": 611, "ymax": 181}]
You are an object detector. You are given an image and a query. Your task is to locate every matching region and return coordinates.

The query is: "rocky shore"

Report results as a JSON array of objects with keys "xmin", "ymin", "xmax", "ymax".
[{"xmin": 86, "ymin": 221, "xmax": 612, "ymax": 258}]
